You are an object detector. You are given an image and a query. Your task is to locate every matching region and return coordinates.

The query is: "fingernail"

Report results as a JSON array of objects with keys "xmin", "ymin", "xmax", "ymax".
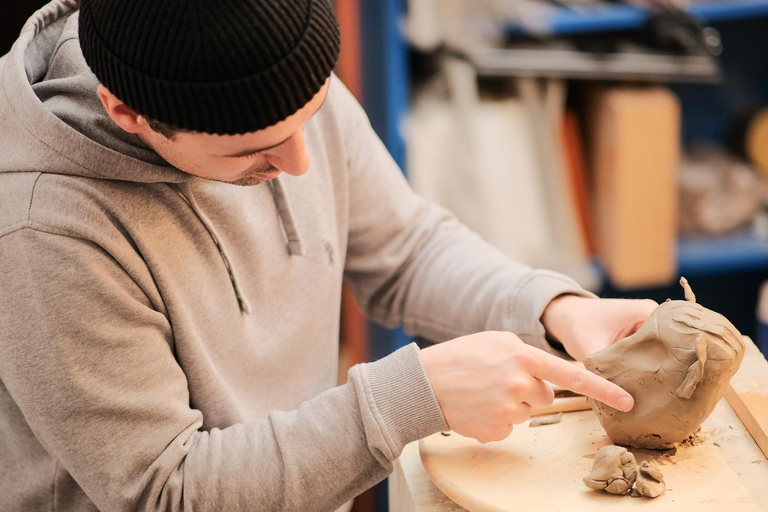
[{"xmin": 618, "ymin": 396, "xmax": 634, "ymax": 412}]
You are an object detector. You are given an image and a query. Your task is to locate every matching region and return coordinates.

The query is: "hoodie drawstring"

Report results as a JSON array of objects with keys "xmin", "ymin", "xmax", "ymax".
[
  {"xmin": 173, "ymin": 183, "xmax": 253, "ymax": 315},
  {"xmin": 268, "ymin": 177, "xmax": 305, "ymax": 256}
]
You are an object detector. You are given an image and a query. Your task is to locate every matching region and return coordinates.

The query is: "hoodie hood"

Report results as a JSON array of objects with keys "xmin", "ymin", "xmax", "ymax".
[{"xmin": 0, "ymin": 0, "xmax": 190, "ymax": 183}]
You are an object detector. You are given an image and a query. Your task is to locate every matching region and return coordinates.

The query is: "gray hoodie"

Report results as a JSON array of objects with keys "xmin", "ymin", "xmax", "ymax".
[{"xmin": 0, "ymin": 1, "xmax": 588, "ymax": 510}]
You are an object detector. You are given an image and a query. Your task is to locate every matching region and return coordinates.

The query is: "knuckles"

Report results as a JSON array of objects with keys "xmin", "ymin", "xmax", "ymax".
[
  {"xmin": 504, "ymin": 346, "xmax": 537, "ymax": 372},
  {"xmin": 568, "ymin": 368, "xmax": 588, "ymax": 391}
]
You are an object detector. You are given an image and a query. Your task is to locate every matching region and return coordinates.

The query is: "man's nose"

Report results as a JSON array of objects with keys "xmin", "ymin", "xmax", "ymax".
[{"xmin": 265, "ymin": 129, "xmax": 310, "ymax": 176}]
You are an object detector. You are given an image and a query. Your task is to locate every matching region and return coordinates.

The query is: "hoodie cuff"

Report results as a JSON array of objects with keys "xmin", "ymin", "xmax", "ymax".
[
  {"xmin": 503, "ymin": 269, "xmax": 596, "ymax": 358},
  {"xmin": 351, "ymin": 343, "xmax": 447, "ymax": 460}
]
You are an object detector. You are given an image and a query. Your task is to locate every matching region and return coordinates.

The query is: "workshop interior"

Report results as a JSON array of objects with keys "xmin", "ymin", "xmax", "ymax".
[{"xmin": 2, "ymin": 1, "xmax": 768, "ymax": 511}]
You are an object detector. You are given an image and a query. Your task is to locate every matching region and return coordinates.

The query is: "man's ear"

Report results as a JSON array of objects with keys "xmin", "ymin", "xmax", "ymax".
[{"xmin": 96, "ymin": 85, "xmax": 150, "ymax": 134}]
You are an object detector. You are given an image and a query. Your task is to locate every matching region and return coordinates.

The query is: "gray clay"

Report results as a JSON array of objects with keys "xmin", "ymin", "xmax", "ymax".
[
  {"xmin": 529, "ymin": 412, "xmax": 562, "ymax": 427},
  {"xmin": 584, "ymin": 278, "xmax": 744, "ymax": 449}
]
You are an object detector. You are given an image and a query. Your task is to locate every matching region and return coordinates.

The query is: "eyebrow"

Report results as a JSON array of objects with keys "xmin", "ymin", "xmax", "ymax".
[{"xmin": 223, "ymin": 90, "xmax": 329, "ymax": 158}]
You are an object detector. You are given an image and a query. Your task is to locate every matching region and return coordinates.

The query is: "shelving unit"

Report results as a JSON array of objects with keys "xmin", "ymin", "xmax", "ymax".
[
  {"xmin": 505, "ymin": 0, "xmax": 768, "ymax": 37},
  {"xmin": 464, "ymin": 42, "xmax": 721, "ymax": 82},
  {"xmin": 361, "ymin": 1, "xmax": 768, "ymax": 283},
  {"xmin": 488, "ymin": 5, "xmax": 768, "ymax": 283}
]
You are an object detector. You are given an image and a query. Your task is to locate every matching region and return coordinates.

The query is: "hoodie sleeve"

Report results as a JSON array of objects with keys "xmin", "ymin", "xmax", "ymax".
[
  {"xmin": 336, "ymin": 78, "xmax": 592, "ymax": 355},
  {"xmin": 0, "ymin": 228, "xmax": 447, "ymax": 512}
]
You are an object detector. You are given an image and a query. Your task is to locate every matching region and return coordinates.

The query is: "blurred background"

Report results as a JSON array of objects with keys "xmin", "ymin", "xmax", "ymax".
[
  {"xmin": 331, "ymin": 1, "xmax": 768, "ymax": 508},
  {"xmin": 5, "ymin": 1, "xmax": 768, "ymax": 511},
  {"xmin": 329, "ymin": 0, "xmax": 768, "ymax": 364}
]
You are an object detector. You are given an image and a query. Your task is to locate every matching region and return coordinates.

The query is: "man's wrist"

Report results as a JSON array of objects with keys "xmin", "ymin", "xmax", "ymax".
[{"xmin": 540, "ymin": 293, "xmax": 576, "ymax": 342}]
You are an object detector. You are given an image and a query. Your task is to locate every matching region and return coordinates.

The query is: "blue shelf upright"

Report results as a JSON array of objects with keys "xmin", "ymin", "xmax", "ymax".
[
  {"xmin": 361, "ymin": 0, "xmax": 408, "ymax": 172},
  {"xmin": 360, "ymin": 0, "xmax": 412, "ymax": 360},
  {"xmin": 359, "ymin": 4, "xmax": 412, "ymax": 511}
]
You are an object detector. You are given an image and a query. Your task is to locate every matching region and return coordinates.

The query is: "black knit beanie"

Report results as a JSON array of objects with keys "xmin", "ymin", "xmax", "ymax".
[{"xmin": 79, "ymin": 0, "xmax": 340, "ymax": 135}]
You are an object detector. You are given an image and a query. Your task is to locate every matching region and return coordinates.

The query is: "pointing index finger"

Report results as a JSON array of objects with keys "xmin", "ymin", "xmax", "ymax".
[{"xmin": 532, "ymin": 349, "xmax": 634, "ymax": 412}]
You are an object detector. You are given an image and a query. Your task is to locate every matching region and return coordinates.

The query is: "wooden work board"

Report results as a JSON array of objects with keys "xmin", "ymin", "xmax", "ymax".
[{"xmin": 417, "ymin": 338, "xmax": 768, "ymax": 511}]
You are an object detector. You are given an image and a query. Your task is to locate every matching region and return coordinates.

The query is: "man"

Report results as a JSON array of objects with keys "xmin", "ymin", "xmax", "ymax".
[{"xmin": 0, "ymin": 0, "xmax": 655, "ymax": 510}]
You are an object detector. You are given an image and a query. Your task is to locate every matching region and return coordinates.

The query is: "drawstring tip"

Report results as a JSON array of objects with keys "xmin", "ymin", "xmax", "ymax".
[
  {"xmin": 239, "ymin": 298, "xmax": 253, "ymax": 315},
  {"xmin": 288, "ymin": 240, "xmax": 305, "ymax": 256}
]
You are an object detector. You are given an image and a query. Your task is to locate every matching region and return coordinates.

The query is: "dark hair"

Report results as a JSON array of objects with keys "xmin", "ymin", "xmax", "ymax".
[{"xmin": 146, "ymin": 117, "xmax": 184, "ymax": 139}]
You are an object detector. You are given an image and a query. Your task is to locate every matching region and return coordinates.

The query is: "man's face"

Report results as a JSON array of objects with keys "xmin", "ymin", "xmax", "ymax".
[{"xmin": 139, "ymin": 80, "xmax": 330, "ymax": 187}]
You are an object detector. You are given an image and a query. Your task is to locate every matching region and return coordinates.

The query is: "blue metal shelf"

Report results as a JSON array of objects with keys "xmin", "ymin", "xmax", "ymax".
[
  {"xmin": 507, "ymin": 1, "xmax": 768, "ymax": 37},
  {"xmin": 360, "ymin": 0, "xmax": 413, "ymax": 361},
  {"xmin": 692, "ymin": 1, "xmax": 768, "ymax": 22},
  {"xmin": 678, "ymin": 230, "xmax": 768, "ymax": 276},
  {"xmin": 592, "ymin": 230, "xmax": 768, "ymax": 284}
]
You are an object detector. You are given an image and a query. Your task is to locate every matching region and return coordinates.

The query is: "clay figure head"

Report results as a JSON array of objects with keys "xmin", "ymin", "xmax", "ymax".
[{"xmin": 584, "ymin": 278, "xmax": 744, "ymax": 449}]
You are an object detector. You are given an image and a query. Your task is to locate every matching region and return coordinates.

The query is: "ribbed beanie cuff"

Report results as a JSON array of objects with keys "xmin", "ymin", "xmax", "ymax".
[{"xmin": 79, "ymin": 0, "xmax": 340, "ymax": 135}]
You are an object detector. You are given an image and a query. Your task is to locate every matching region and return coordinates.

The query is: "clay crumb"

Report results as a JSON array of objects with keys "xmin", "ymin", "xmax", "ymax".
[
  {"xmin": 529, "ymin": 413, "xmax": 562, "ymax": 427},
  {"xmin": 713, "ymin": 442, "xmax": 721, "ymax": 447},
  {"xmin": 583, "ymin": 454, "xmax": 595, "ymax": 459},
  {"xmin": 680, "ymin": 430, "xmax": 706, "ymax": 447},
  {"xmin": 440, "ymin": 431, "xmax": 451, "ymax": 437},
  {"xmin": 752, "ymin": 460, "xmax": 762, "ymax": 464},
  {"xmin": 583, "ymin": 445, "xmax": 637, "ymax": 496},
  {"xmin": 635, "ymin": 461, "xmax": 666, "ymax": 498}
]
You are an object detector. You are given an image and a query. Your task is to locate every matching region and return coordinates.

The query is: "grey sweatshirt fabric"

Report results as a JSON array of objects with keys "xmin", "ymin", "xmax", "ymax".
[{"xmin": 0, "ymin": 1, "xmax": 590, "ymax": 511}]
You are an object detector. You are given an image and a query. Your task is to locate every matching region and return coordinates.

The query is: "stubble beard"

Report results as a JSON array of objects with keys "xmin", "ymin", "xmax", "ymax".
[{"xmin": 228, "ymin": 163, "xmax": 279, "ymax": 187}]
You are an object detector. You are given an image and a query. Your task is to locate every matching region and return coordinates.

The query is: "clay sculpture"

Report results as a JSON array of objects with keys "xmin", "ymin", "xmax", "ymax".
[
  {"xmin": 584, "ymin": 277, "xmax": 744, "ymax": 449},
  {"xmin": 583, "ymin": 445, "xmax": 638, "ymax": 495}
]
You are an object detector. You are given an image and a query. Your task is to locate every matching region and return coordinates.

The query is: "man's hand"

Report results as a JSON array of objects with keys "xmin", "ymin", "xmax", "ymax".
[
  {"xmin": 420, "ymin": 332, "xmax": 634, "ymax": 444},
  {"xmin": 541, "ymin": 295, "xmax": 658, "ymax": 361}
]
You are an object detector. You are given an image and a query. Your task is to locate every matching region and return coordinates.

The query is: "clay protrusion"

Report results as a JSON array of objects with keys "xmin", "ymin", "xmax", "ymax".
[{"xmin": 680, "ymin": 276, "xmax": 696, "ymax": 303}]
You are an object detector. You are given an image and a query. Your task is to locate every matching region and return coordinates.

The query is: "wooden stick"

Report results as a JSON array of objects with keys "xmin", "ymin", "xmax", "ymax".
[
  {"xmin": 724, "ymin": 337, "xmax": 768, "ymax": 459},
  {"xmin": 531, "ymin": 396, "xmax": 590, "ymax": 417}
]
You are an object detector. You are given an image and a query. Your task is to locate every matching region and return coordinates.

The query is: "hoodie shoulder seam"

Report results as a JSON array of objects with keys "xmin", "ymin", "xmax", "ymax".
[
  {"xmin": 0, "ymin": 223, "xmax": 84, "ymax": 243},
  {"xmin": 0, "ymin": 224, "xmax": 169, "ymax": 320},
  {"xmin": 0, "ymin": 224, "xmax": 30, "ymax": 240}
]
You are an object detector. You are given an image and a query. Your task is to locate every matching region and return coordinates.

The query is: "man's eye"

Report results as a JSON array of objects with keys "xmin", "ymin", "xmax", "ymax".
[{"xmin": 234, "ymin": 152, "xmax": 261, "ymax": 160}]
